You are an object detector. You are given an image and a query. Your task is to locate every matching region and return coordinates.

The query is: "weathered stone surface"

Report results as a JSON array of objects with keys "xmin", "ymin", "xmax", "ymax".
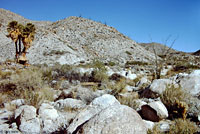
[
  {"xmin": 19, "ymin": 118, "xmax": 40, "ymax": 134},
  {"xmin": 67, "ymin": 94, "xmax": 147, "ymax": 134},
  {"xmin": 54, "ymin": 98, "xmax": 86, "ymax": 110},
  {"xmin": 77, "ymin": 105, "xmax": 147, "ymax": 134},
  {"xmin": 180, "ymin": 70, "xmax": 200, "ymax": 96},
  {"xmin": 148, "ymin": 101, "xmax": 168, "ymax": 119},
  {"xmin": 150, "ymin": 79, "xmax": 172, "ymax": 94},
  {"xmin": 143, "ymin": 120, "xmax": 155, "ymax": 130},
  {"xmin": 15, "ymin": 105, "xmax": 36, "ymax": 120},
  {"xmin": 15, "ymin": 105, "xmax": 40, "ymax": 134},
  {"xmin": 67, "ymin": 94, "xmax": 119, "ymax": 133}
]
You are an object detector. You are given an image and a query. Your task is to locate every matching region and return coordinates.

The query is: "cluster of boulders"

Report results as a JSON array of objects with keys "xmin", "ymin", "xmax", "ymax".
[{"xmin": 0, "ymin": 64, "xmax": 200, "ymax": 133}]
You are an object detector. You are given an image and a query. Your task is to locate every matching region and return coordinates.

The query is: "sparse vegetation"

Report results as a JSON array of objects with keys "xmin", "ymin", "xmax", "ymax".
[
  {"xmin": 169, "ymin": 118, "xmax": 198, "ymax": 134},
  {"xmin": 117, "ymin": 92, "xmax": 139, "ymax": 110},
  {"xmin": 161, "ymin": 85, "xmax": 189, "ymax": 120},
  {"xmin": 0, "ymin": 66, "xmax": 54, "ymax": 108},
  {"xmin": 110, "ymin": 78, "xmax": 127, "ymax": 96},
  {"xmin": 125, "ymin": 60, "xmax": 149, "ymax": 66}
]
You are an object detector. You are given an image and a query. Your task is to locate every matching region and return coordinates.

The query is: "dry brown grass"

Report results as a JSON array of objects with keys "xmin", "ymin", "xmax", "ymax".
[
  {"xmin": 117, "ymin": 92, "xmax": 139, "ymax": 110},
  {"xmin": 169, "ymin": 118, "xmax": 198, "ymax": 134},
  {"xmin": 0, "ymin": 66, "xmax": 54, "ymax": 108},
  {"xmin": 161, "ymin": 85, "xmax": 190, "ymax": 119}
]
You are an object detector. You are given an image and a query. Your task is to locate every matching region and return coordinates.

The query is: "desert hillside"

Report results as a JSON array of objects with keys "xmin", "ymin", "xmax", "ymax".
[{"xmin": 0, "ymin": 8, "xmax": 155, "ymax": 65}]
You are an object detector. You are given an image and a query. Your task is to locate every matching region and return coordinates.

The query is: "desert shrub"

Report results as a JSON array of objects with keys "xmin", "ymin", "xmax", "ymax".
[
  {"xmin": 125, "ymin": 61, "xmax": 149, "ymax": 66},
  {"xmin": 0, "ymin": 67, "xmax": 54, "ymax": 108},
  {"xmin": 161, "ymin": 85, "xmax": 189, "ymax": 119},
  {"xmin": 117, "ymin": 92, "xmax": 139, "ymax": 110},
  {"xmin": 169, "ymin": 118, "xmax": 198, "ymax": 134},
  {"xmin": 0, "ymin": 70, "xmax": 12, "ymax": 79},
  {"xmin": 107, "ymin": 61, "xmax": 116, "ymax": 66},
  {"xmin": 110, "ymin": 78, "xmax": 127, "ymax": 96},
  {"xmin": 173, "ymin": 62, "xmax": 200, "ymax": 72}
]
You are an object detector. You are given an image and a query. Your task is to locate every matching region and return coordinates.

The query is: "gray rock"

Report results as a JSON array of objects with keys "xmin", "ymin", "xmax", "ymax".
[
  {"xmin": 143, "ymin": 120, "xmax": 155, "ymax": 130},
  {"xmin": 15, "ymin": 105, "xmax": 40, "ymax": 134},
  {"xmin": 67, "ymin": 94, "xmax": 147, "ymax": 134},
  {"xmin": 62, "ymin": 86, "xmax": 97, "ymax": 104},
  {"xmin": 77, "ymin": 105, "xmax": 147, "ymax": 134},
  {"xmin": 67, "ymin": 94, "xmax": 120, "ymax": 133},
  {"xmin": 39, "ymin": 103, "xmax": 58, "ymax": 121},
  {"xmin": 19, "ymin": 118, "xmax": 40, "ymax": 134},
  {"xmin": 15, "ymin": 105, "xmax": 37, "ymax": 120},
  {"xmin": 54, "ymin": 98, "xmax": 86, "ymax": 110},
  {"xmin": 148, "ymin": 101, "xmax": 168, "ymax": 119},
  {"xmin": 180, "ymin": 70, "xmax": 200, "ymax": 96},
  {"xmin": 0, "ymin": 109, "xmax": 14, "ymax": 124},
  {"xmin": 39, "ymin": 103, "xmax": 74, "ymax": 133},
  {"xmin": 150, "ymin": 79, "xmax": 172, "ymax": 94}
]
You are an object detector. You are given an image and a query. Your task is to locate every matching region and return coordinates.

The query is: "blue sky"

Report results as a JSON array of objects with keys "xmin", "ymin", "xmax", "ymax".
[{"xmin": 1, "ymin": 0, "xmax": 199, "ymax": 52}]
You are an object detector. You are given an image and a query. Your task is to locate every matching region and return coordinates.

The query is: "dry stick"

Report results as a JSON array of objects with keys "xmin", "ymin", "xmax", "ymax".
[{"xmin": 149, "ymin": 35, "xmax": 178, "ymax": 80}]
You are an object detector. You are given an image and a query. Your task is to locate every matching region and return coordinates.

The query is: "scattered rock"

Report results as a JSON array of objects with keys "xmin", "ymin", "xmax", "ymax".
[
  {"xmin": 15, "ymin": 105, "xmax": 40, "ymax": 134},
  {"xmin": 150, "ymin": 79, "xmax": 172, "ymax": 94},
  {"xmin": 138, "ymin": 105, "xmax": 160, "ymax": 122},
  {"xmin": 54, "ymin": 98, "xmax": 86, "ymax": 111},
  {"xmin": 148, "ymin": 101, "xmax": 168, "ymax": 119},
  {"xmin": 180, "ymin": 70, "xmax": 200, "ymax": 96},
  {"xmin": 143, "ymin": 120, "xmax": 155, "ymax": 130}
]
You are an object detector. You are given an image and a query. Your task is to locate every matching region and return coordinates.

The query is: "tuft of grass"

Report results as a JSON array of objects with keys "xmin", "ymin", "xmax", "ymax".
[
  {"xmin": 169, "ymin": 118, "xmax": 198, "ymax": 134},
  {"xmin": 117, "ymin": 92, "xmax": 139, "ymax": 110},
  {"xmin": 0, "ymin": 67, "xmax": 54, "ymax": 108},
  {"xmin": 161, "ymin": 85, "xmax": 189, "ymax": 120},
  {"xmin": 110, "ymin": 78, "xmax": 127, "ymax": 96}
]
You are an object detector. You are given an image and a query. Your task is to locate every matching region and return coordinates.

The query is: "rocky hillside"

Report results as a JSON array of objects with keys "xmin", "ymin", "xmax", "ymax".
[
  {"xmin": 139, "ymin": 42, "xmax": 177, "ymax": 56},
  {"xmin": 0, "ymin": 8, "xmax": 155, "ymax": 65}
]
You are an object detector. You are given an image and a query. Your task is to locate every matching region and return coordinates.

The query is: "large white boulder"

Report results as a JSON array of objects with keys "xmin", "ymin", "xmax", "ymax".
[
  {"xmin": 67, "ymin": 94, "xmax": 147, "ymax": 134},
  {"xmin": 78, "ymin": 105, "xmax": 147, "ymax": 134}
]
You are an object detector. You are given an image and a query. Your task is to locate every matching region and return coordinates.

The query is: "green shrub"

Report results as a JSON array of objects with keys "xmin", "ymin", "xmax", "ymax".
[{"xmin": 169, "ymin": 118, "xmax": 198, "ymax": 134}]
